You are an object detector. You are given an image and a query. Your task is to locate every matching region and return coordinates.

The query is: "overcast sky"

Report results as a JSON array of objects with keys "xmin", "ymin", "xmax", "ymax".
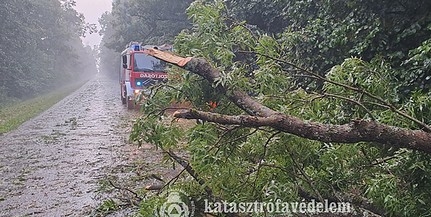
[{"xmin": 74, "ymin": 0, "xmax": 113, "ymax": 47}]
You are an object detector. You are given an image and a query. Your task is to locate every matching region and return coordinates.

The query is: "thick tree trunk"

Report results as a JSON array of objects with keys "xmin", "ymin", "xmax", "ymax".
[{"xmin": 143, "ymin": 49, "xmax": 431, "ymax": 154}]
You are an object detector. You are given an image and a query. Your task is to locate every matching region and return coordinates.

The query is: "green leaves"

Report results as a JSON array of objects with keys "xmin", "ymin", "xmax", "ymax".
[
  {"xmin": 126, "ymin": 1, "xmax": 431, "ymax": 216},
  {"xmin": 0, "ymin": 0, "xmax": 96, "ymax": 101},
  {"xmin": 401, "ymin": 38, "xmax": 431, "ymax": 91},
  {"xmin": 176, "ymin": 1, "xmax": 235, "ymax": 66},
  {"xmin": 105, "ymin": 0, "xmax": 193, "ymax": 52}
]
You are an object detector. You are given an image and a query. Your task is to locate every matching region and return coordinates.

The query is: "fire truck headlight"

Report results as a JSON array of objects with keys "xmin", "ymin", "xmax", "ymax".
[{"xmin": 136, "ymin": 81, "xmax": 142, "ymax": 86}]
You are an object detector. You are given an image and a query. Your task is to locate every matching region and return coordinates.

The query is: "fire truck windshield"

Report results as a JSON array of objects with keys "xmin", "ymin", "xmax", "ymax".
[{"xmin": 133, "ymin": 53, "xmax": 165, "ymax": 72}]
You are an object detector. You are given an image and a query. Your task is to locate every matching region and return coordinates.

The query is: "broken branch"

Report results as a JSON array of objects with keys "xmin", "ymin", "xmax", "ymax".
[
  {"xmin": 144, "ymin": 49, "xmax": 431, "ymax": 154},
  {"xmin": 173, "ymin": 109, "xmax": 431, "ymax": 153}
]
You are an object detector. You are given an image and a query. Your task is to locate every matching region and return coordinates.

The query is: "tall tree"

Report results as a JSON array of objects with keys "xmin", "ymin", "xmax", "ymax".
[
  {"xmin": 98, "ymin": 11, "xmax": 119, "ymax": 79},
  {"xmin": 0, "ymin": 0, "xmax": 97, "ymax": 102},
  {"xmin": 105, "ymin": 0, "xmax": 193, "ymax": 51},
  {"xmin": 225, "ymin": 0, "xmax": 431, "ymax": 94}
]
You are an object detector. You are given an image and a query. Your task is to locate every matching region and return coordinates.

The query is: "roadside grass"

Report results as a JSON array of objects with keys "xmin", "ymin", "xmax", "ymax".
[{"xmin": 0, "ymin": 82, "xmax": 86, "ymax": 134}]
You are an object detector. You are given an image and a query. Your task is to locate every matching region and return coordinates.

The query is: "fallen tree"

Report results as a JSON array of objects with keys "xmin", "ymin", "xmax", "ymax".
[
  {"xmin": 128, "ymin": 2, "xmax": 431, "ymax": 216},
  {"xmin": 144, "ymin": 48, "xmax": 431, "ymax": 154}
]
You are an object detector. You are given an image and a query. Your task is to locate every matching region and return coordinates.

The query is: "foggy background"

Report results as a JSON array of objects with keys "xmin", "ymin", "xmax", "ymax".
[{"xmin": 75, "ymin": 0, "xmax": 112, "ymax": 47}]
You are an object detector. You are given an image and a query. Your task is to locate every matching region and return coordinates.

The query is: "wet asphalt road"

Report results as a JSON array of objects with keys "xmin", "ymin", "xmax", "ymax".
[{"xmin": 0, "ymin": 73, "xmax": 141, "ymax": 216}]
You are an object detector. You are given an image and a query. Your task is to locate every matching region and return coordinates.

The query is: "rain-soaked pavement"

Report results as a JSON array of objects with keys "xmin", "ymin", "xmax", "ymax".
[{"xmin": 0, "ymin": 73, "xmax": 168, "ymax": 216}]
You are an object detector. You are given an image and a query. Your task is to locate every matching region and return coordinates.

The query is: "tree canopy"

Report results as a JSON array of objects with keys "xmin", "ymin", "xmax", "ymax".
[
  {"xmin": 99, "ymin": 0, "xmax": 431, "ymax": 216},
  {"xmin": 0, "ymin": 0, "xmax": 97, "ymax": 103}
]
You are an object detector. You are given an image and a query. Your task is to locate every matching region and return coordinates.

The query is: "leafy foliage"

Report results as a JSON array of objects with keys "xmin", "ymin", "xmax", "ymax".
[
  {"xmin": 102, "ymin": 0, "xmax": 193, "ymax": 52},
  {"xmin": 119, "ymin": 0, "xmax": 431, "ymax": 216},
  {"xmin": 227, "ymin": 0, "xmax": 431, "ymax": 95},
  {"xmin": 0, "ymin": 0, "xmax": 97, "ymax": 103}
]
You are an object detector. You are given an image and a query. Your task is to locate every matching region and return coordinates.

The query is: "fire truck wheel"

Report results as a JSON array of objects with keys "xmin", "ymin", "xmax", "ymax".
[
  {"xmin": 121, "ymin": 91, "xmax": 126, "ymax": 105},
  {"xmin": 126, "ymin": 97, "xmax": 135, "ymax": 109}
]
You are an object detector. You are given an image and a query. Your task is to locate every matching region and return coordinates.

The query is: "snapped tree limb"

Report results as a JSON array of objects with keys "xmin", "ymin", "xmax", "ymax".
[{"xmin": 143, "ymin": 48, "xmax": 431, "ymax": 154}]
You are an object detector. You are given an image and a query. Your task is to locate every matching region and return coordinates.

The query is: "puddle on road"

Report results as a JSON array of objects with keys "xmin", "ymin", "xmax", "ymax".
[{"xmin": 0, "ymin": 74, "xmax": 174, "ymax": 216}]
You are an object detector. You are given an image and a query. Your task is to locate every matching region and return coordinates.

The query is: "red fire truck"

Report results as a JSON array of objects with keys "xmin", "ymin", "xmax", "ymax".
[{"xmin": 119, "ymin": 42, "xmax": 170, "ymax": 109}]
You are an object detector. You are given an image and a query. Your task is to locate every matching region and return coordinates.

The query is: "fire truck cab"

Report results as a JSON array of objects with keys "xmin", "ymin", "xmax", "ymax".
[{"xmin": 120, "ymin": 42, "xmax": 170, "ymax": 109}]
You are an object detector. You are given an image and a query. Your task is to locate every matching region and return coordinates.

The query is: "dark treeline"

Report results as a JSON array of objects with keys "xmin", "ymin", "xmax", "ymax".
[
  {"xmin": 225, "ymin": 0, "xmax": 431, "ymax": 95},
  {"xmin": 98, "ymin": 1, "xmax": 431, "ymax": 216},
  {"xmin": 0, "ymin": 0, "xmax": 97, "ymax": 103},
  {"xmin": 99, "ymin": 0, "xmax": 431, "ymax": 96}
]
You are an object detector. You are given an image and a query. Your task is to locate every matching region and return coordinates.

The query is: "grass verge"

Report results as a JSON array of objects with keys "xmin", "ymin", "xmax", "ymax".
[{"xmin": 0, "ymin": 82, "xmax": 87, "ymax": 134}]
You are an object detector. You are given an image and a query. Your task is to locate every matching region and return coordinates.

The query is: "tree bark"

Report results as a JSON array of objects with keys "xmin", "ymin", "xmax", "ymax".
[{"xmin": 143, "ymin": 48, "xmax": 431, "ymax": 154}]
